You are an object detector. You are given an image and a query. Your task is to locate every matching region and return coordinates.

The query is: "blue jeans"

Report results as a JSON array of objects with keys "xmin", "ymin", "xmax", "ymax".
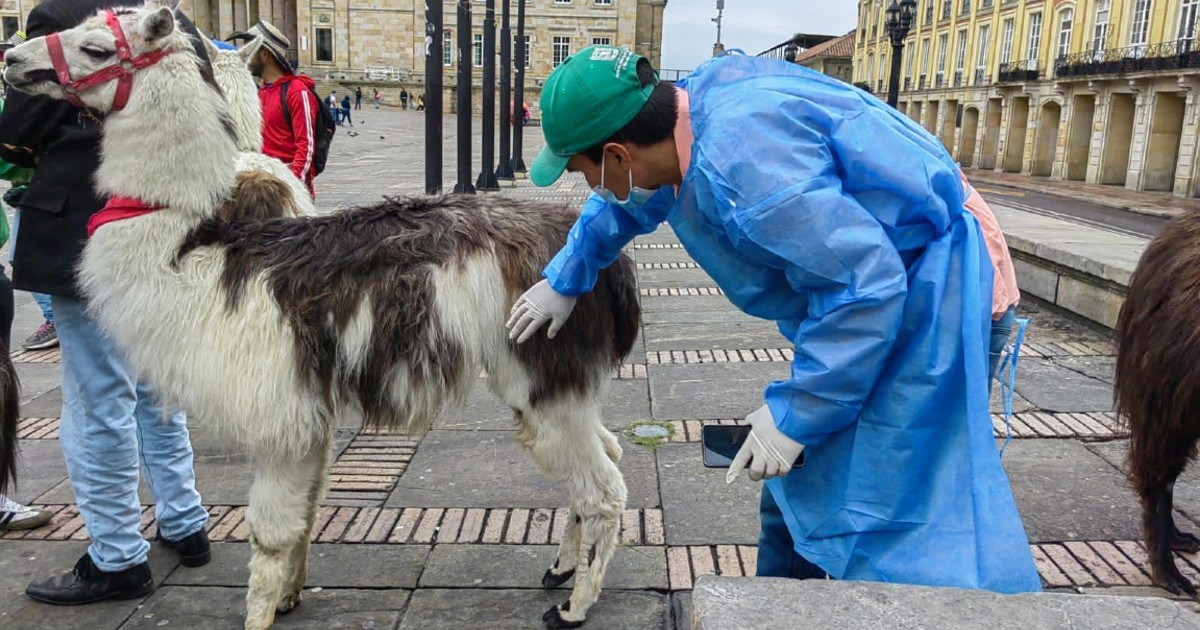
[
  {"xmin": 756, "ymin": 487, "xmax": 829, "ymax": 579},
  {"xmin": 32, "ymin": 292, "xmax": 52, "ymax": 323},
  {"xmin": 53, "ymin": 295, "xmax": 207, "ymax": 572},
  {"xmin": 988, "ymin": 305, "xmax": 1017, "ymax": 394}
]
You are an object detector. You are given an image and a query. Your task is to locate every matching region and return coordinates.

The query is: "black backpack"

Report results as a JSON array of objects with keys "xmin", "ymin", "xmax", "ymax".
[{"xmin": 279, "ymin": 80, "xmax": 336, "ymax": 176}]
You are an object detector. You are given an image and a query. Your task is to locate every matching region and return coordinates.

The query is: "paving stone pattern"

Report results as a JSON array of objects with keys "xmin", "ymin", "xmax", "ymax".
[{"xmin": 3, "ymin": 110, "xmax": 1195, "ymax": 629}]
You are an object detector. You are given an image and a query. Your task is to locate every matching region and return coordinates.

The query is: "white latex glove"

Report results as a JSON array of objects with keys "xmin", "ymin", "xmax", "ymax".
[
  {"xmin": 505, "ymin": 279, "xmax": 579, "ymax": 344},
  {"xmin": 727, "ymin": 404, "xmax": 805, "ymax": 483}
]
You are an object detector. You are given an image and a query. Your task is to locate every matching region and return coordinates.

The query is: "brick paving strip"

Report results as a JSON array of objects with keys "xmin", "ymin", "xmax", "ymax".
[
  {"xmin": 647, "ymin": 341, "xmax": 1110, "ymax": 367},
  {"xmin": 324, "ymin": 433, "xmax": 419, "ymax": 506},
  {"xmin": 640, "ymin": 287, "xmax": 725, "ymax": 297},
  {"xmin": 16, "ymin": 417, "xmax": 60, "ymax": 439},
  {"xmin": 10, "ymin": 347, "xmax": 61, "ymax": 363},
  {"xmin": 633, "ymin": 243, "xmax": 685, "ymax": 249},
  {"xmin": 666, "ymin": 412, "xmax": 1126, "ymax": 442},
  {"xmin": 636, "ymin": 262, "xmax": 700, "ymax": 269},
  {"xmin": 5, "ymin": 504, "xmax": 1178, "ymax": 595}
]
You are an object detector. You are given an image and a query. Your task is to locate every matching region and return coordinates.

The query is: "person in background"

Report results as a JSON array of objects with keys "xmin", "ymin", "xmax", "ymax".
[
  {"xmin": 23, "ymin": 293, "xmax": 56, "ymax": 350},
  {"xmin": 374, "ymin": 89, "xmax": 381, "ymax": 109},
  {"xmin": 355, "ymin": 86, "xmax": 362, "ymax": 110},
  {"xmin": 241, "ymin": 19, "xmax": 320, "ymax": 197},
  {"xmin": 340, "ymin": 92, "xmax": 353, "ymax": 127},
  {"xmin": 400, "ymin": 88, "xmax": 409, "ymax": 111}
]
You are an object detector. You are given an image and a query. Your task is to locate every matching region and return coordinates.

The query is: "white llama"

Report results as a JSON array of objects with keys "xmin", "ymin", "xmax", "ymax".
[
  {"xmin": 1, "ymin": 3, "xmax": 637, "ymax": 629},
  {"xmin": 203, "ymin": 33, "xmax": 318, "ymax": 217}
]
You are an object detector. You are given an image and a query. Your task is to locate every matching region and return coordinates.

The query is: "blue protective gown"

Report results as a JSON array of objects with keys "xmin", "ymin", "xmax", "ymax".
[{"xmin": 541, "ymin": 54, "xmax": 1042, "ymax": 593}]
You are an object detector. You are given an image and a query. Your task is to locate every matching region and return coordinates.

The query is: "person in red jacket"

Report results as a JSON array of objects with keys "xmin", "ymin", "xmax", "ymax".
[{"xmin": 239, "ymin": 20, "xmax": 318, "ymax": 197}]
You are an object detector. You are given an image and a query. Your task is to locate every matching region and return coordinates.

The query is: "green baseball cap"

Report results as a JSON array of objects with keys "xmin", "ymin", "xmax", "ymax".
[{"xmin": 530, "ymin": 45, "xmax": 657, "ymax": 187}]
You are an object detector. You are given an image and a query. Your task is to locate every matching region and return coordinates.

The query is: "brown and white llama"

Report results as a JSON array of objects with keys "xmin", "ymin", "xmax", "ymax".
[
  {"xmin": 203, "ymin": 33, "xmax": 317, "ymax": 217},
  {"xmin": 1, "ymin": 3, "xmax": 638, "ymax": 628}
]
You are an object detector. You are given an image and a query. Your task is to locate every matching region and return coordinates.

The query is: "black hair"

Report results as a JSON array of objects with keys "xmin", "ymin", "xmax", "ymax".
[{"xmin": 580, "ymin": 58, "xmax": 678, "ymax": 164}]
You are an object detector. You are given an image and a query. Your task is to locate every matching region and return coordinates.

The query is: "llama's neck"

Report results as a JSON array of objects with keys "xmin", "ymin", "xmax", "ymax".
[{"xmin": 95, "ymin": 46, "xmax": 237, "ymax": 215}]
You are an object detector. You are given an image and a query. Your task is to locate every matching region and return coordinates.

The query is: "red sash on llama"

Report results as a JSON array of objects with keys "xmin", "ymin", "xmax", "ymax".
[{"xmin": 87, "ymin": 196, "xmax": 165, "ymax": 237}]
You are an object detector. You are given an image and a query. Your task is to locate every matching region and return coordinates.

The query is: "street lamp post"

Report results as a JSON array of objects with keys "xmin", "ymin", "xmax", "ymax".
[
  {"xmin": 884, "ymin": 0, "xmax": 917, "ymax": 108},
  {"xmin": 711, "ymin": 0, "xmax": 723, "ymax": 54}
]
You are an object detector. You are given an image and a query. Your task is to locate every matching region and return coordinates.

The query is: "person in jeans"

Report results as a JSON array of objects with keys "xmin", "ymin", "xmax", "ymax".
[
  {"xmin": 355, "ymin": 86, "xmax": 362, "ymax": 110},
  {"xmin": 0, "ymin": 0, "xmax": 210, "ymax": 604},
  {"xmin": 341, "ymin": 93, "xmax": 353, "ymax": 127},
  {"xmin": 23, "ymin": 292, "xmax": 56, "ymax": 350}
]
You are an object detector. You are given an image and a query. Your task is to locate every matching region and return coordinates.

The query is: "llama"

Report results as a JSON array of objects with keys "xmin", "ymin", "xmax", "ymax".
[
  {"xmin": 1, "ymin": 3, "xmax": 638, "ymax": 629},
  {"xmin": 0, "ymin": 349, "xmax": 20, "ymax": 496},
  {"xmin": 1114, "ymin": 209, "xmax": 1200, "ymax": 598},
  {"xmin": 202, "ymin": 33, "xmax": 317, "ymax": 217}
]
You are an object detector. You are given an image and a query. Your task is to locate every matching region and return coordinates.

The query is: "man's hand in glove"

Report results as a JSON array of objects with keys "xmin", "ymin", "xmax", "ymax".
[
  {"xmin": 506, "ymin": 279, "xmax": 579, "ymax": 344},
  {"xmin": 727, "ymin": 404, "xmax": 805, "ymax": 483}
]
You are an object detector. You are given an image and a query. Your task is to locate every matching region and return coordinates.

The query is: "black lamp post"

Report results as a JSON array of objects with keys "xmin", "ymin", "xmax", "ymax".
[{"xmin": 884, "ymin": 0, "xmax": 917, "ymax": 108}]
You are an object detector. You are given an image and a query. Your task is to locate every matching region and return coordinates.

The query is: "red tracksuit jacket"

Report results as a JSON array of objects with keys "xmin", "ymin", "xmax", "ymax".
[{"xmin": 258, "ymin": 73, "xmax": 318, "ymax": 197}]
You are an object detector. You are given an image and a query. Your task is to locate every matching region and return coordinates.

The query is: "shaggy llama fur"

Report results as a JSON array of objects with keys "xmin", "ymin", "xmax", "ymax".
[
  {"xmin": 1114, "ymin": 207, "xmax": 1200, "ymax": 599},
  {"xmin": 2, "ymin": 4, "xmax": 639, "ymax": 629}
]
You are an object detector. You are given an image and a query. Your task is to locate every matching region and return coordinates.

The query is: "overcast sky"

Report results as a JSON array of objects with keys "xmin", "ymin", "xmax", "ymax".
[{"xmin": 659, "ymin": 0, "xmax": 858, "ymax": 70}]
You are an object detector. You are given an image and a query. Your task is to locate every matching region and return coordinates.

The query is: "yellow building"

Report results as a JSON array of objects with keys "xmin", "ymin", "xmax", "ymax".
[{"xmin": 855, "ymin": 0, "xmax": 1200, "ymax": 197}]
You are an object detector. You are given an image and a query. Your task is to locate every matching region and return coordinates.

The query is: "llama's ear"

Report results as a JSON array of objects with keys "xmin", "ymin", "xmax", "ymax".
[
  {"xmin": 141, "ymin": 6, "xmax": 176, "ymax": 41},
  {"xmin": 238, "ymin": 35, "xmax": 263, "ymax": 65},
  {"xmin": 200, "ymin": 33, "xmax": 219, "ymax": 58}
]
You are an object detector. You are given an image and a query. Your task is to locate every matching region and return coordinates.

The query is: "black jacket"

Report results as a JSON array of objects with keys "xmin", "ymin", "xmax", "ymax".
[{"xmin": 0, "ymin": 0, "xmax": 210, "ymax": 298}]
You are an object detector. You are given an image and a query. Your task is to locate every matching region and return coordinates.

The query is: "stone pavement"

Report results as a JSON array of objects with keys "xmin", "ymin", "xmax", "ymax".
[
  {"xmin": 964, "ymin": 167, "xmax": 1200, "ymax": 220},
  {"xmin": 3, "ymin": 108, "xmax": 1199, "ymax": 629}
]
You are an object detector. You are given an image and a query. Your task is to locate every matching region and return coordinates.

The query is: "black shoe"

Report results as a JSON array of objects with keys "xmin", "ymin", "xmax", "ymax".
[
  {"xmin": 25, "ymin": 554, "xmax": 153, "ymax": 606},
  {"xmin": 157, "ymin": 527, "xmax": 211, "ymax": 568}
]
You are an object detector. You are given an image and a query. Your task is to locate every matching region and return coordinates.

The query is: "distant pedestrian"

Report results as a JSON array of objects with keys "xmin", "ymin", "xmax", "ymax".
[
  {"xmin": 341, "ymin": 93, "xmax": 353, "ymax": 127},
  {"xmin": 374, "ymin": 89, "xmax": 381, "ymax": 109},
  {"xmin": 328, "ymin": 92, "xmax": 340, "ymax": 124},
  {"xmin": 416, "ymin": 93, "xmax": 425, "ymax": 112},
  {"xmin": 400, "ymin": 88, "xmax": 409, "ymax": 110},
  {"xmin": 354, "ymin": 86, "xmax": 362, "ymax": 110}
]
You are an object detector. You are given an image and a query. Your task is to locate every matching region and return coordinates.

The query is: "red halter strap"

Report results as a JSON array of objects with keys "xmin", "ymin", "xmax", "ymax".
[{"xmin": 45, "ymin": 10, "xmax": 176, "ymax": 112}]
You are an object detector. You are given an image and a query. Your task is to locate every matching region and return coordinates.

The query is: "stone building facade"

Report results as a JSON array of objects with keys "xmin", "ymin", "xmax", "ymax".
[
  {"xmin": 181, "ymin": 0, "xmax": 667, "ymax": 114},
  {"xmin": 854, "ymin": 0, "xmax": 1200, "ymax": 198}
]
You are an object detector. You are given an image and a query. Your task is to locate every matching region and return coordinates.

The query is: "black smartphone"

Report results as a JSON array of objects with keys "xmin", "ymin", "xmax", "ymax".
[{"xmin": 701, "ymin": 424, "xmax": 804, "ymax": 468}]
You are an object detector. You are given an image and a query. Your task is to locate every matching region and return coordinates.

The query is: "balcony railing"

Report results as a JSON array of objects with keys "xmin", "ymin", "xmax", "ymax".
[
  {"xmin": 1054, "ymin": 40, "xmax": 1200, "ymax": 78},
  {"xmin": 997, "ymin": 59, "xmax": 1039, "ymax": 82},
  {"xmin": 904, "ymin": 76, "xmax": 913, "ymax": 90},
  {"xmin": 974, "ymin": 68, "xmax": 986, "ymax": 84},
  {"xmin": 941, "ymin": 1, "xmax": 951, "ymax": 20},
  {"xmin": 981, "ymin": 0, "xmax": 993, "ymax": 7},
  {"xmin": 925, "ymin": 3, "xmax": 933, "ymax": 23},
  {"xmin": 953, "ymin": 69, "xmax": 963, "ymax": 86},
  {"xmin": 877, "ymin": 80, "xmax": 885, "ymax": 92},
  {"xmin": 919, "ymin": 74, "xmax": 927, "ymax": 89},
  {"xmin": 961, "ymin": 0, "xmax": 971, "ymax": 15},
  {"xmin": 935, "ymin": 71, "xmax": 945, "ymax": 87}
]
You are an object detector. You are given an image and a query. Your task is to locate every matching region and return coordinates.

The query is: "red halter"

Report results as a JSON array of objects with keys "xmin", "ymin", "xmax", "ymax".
[{"xmin": 45, "ymin": 10, "xmax": 175, "ymax": 112}]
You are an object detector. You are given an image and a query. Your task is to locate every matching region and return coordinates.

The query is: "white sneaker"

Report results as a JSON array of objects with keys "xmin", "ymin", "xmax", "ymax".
[{"xmin": 0, "ymin": 495, "xmax": 52, "ymax": 531}]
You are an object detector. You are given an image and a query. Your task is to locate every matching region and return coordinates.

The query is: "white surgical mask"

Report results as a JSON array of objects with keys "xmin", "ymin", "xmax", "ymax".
[{"xmin": 594, "ymin": 157, "xmax": 659, "ymax": 208}]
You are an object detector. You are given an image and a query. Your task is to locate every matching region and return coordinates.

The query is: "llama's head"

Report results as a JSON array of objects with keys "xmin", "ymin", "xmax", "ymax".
[
  {"xmin": 203, "ymin": 34, "xmax": 265, "ymax": 152},
  {"xmin": 3, "ymin": 0, "xmax": 190, "ymax": 114}
]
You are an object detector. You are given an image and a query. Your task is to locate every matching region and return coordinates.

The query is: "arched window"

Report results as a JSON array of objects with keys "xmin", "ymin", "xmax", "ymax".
[{"xmin": 443, "ymin": 30, "xmax": 452, "ymax": 66}]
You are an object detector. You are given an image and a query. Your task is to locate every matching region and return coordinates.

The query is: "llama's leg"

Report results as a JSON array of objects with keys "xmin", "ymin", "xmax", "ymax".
[
  {"xmin": 244, "ymin": 445, "xmax": 329, "ymax": 630},
  {"xmin": 543, "ymin": 507, "xmax": 580, "ymax": 588},
  {"xmin": 1173, "ymin": 506, "xmax": 1200, "ymax": 552},
  {"xmin": 1139, "ymin": 471, "xmax": 1196, "ymax": 596},
  {"xmin": 517, "ymin": 400, "xmax": 626, "ymax": 629},
  {"xmin": 278, "ymin": 438, "xmax": 331, "ymax": 614}
]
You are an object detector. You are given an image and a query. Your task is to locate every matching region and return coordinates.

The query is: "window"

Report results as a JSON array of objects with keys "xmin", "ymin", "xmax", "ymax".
[
  {"xmin": 554, "ymin": 0, "xmax": 571, "ymax": 3},
  {"xmin": 592, "ymin": 37, "xmax": 611, "ymax": 46},
  {"xmin": 1093, "ymin": 0, "xmax": 1110, "ymax": 55},
  {"xmin": 1056, "ymin": 9, "xmax": 1073, "ymax": 59},
  {"xmin": 514, "ymin": 35, "xmax": 530, "ymax": 68},
  {"xmin": 552, "ymin": 36, "xmax": 571, "ymax": 67},
  {"xmin": 976, "ymin": 23, "xmax": 990, "ymax": 81},
  {"xmin": 444, "ymin": 30, "xmax": 453, "ymax": 66},
  {"xmin": 936, "ymin": 32, "xmax": 948, "ymax": 80},
  {"xmin": 961, "ymin": 0, "xmax": 971, "ymax": 15},
  {"xmin": 1, "ymin": 16, "xmax": 17, "ymax": 41},
  {"xmin": 1000, "ymin": 18, "xmax": 1015, "ymax": 64},
  {"xmin": 954, "ymin": 28, "xmax": 967, "ymax": 84},
  {"xmin": 866, "ymin": 53, "xmax": 875, "ymax": 84},
  {"xmin": 594, "ymin": 0, "xmax": 613, "ymax": 4},
  {"xmin": 315, "ymin": 27, "xmax": 332, "ymax": 62},
  {"xmin": 473, "ymin": 33, "xmax": 483, "ymax": 67},
  {"xmin": 1131, "ymin": 0, "xmax": 1150, "ymax": 55},
  {"xmin": 921, "ymin": 37, "xmax": 931, "ymax": 74},
  {"xmin": 1026, "ymin": 12, "xmax": 1042, "ymax": 69},
  {"xmin": 1179, "ymin": 0, "xmax": 1200, "ymax": 41},
  {"xmin": 906, "ymin": 39, "xmax": 916, "ymax": 81}
]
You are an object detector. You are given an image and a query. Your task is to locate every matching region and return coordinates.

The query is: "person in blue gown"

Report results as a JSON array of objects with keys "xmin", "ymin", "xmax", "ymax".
[{"xmin": 506, "ymin": 45, "xmax": 1041, "ymax": 593}]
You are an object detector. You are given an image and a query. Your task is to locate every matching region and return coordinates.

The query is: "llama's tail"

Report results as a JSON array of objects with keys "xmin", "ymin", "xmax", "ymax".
[
  {"xmin": 220, "ymin": 171, "xmax": 299, "ymax": 222},
  {"xmin": 603, "ymin": 253, "xmax": 641, "ymax": 364},
  {"xmin": 0, "ymin": 348, "xmax": 20, "ymax": 495}
]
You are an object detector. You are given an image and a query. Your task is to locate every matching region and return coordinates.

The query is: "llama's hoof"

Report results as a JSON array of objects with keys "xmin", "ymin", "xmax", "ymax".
[
  {"xmin": 542, "ymin": 602, "xmax": 585, "ymax": 629},
  {"xmin": 542, "ymin": 567, "xmax": 575, "ymax": 589},
  {"xmin": 1173, "ymin": 530, "xmax": 1200, "ymax": 553},
  {"xmin": 1154, "ymin": 562, "xmax": 1198, "ymax": 598},
  {"xmin": 276, "ymin": 591, "xmax": 302, "ymax": 615}
]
